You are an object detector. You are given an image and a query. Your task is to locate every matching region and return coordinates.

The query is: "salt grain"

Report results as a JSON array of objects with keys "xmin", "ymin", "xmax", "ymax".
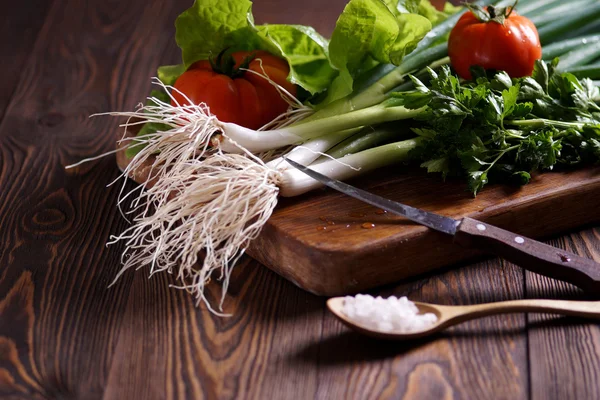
[{"xmin": 342, "ymin": 294, "xmax": 438, "ymax": 333}]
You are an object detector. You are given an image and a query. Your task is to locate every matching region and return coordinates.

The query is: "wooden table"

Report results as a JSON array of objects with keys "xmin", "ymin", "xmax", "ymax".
[{"xmin": 2, "ymin": 0, "xmax": 600, "ymax": 399}]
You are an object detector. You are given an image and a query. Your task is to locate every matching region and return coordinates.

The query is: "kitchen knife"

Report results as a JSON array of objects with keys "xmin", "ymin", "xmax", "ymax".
[{"xmin": 284, "ymin": 158, "xmax": 600, "ymax": 292}]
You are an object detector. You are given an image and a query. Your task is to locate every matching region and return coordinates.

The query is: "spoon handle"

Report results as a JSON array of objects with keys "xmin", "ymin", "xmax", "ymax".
[{"xmin": 443, "ymin": 299, "xmax": 600, "ymax": 325}]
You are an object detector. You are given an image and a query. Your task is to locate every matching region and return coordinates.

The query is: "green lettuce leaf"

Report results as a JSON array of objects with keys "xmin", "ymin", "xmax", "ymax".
[
  {"xmin": 157, "ymin": 64, "xmax": 186, "ymax": 86},
  {"xmin": 322, "ymin": 0, "xmax": 432, "ymax": 106},
  {"xmin": 397, "ymin": 0, "xmax": 462, "ymax": 26},
  {"xmin": 125, "ymin": 90, "xmax": 172, "ymax": 159},
  {"xmin": 175, "ymin": 0, "xmax": 254, "ymax": 67},
  {"xmin": 173, "ymin": 0, "xmax": 335, "ymax": 95},
  {"xmin": 256, "ymin": 25, "xmax": 337, "ymax": 95}
]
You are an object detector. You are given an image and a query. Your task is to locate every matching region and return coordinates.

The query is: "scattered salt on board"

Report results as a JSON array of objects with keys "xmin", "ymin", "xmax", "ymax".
[{"xmin": 342, "ymin": 294, "xmax": 438, "ymax": 333}]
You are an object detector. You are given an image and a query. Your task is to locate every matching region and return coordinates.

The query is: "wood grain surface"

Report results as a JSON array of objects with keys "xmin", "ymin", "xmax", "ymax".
[{"xmin": 1, "ymin": 1, "xmax": 600, "ymax": 399}]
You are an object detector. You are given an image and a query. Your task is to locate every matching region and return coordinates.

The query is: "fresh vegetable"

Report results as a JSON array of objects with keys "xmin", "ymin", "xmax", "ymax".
[
  {"xmin": 172, "ymin": 50, "xmax": 296, "ymax": 129},
  {"xmin": 536, "ymin": 2, "xmax": 600, "ymax": 45},
  {"xmin": 555, "ymin": 41, "xmax": 600, "ymax": 71},
  {"xmin": 325, "ymin": 123, "xmax": 409, "ymax": 159},
  {"xmin": 528, "ymin": 1, "xmax": 590, "ymax": 30},
  {"xmin": 542, "ymin": 34, "xmax": 600, "ymax": 61},
  {"xmin": 125, "ymin": 0, "xmax": 338, "ymax": 159},
  {"xmin": 320, "ymin": 0, "xmax": 433, "ymax": 107},
  {"xmin": 448, "ymin": 2, "xmax": 541, "ymax": 80},
  {"xmin": 566, "ymin": 64, "xmax": 600, "ymax": 80},
  {"xmin": 175, "ymin": 0, "xmax": 336, "ymax": 95},
  {"xmin": 78, "ymin": 0, "xmax": 600, "ymax": 315},
  {"xmin": 397, "ymin": 60, "xmax": 600, "ymax": 193}
]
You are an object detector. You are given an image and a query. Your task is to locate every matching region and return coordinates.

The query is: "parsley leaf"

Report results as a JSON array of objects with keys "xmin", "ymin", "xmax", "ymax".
[{"xmin": 405, "ymin": 58, "xmax": 600, "ymax": 195}]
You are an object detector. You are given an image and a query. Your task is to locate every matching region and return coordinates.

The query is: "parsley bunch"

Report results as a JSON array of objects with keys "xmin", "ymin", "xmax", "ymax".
[{"xmin": 395, "ymin": 59, "xmax": 600, "ymax": 194}]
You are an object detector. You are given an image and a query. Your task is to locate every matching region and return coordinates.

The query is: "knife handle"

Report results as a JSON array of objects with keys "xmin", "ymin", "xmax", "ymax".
[{"xmin": 454, "ymin": 217, "xmax": 600, "ymax": 292}]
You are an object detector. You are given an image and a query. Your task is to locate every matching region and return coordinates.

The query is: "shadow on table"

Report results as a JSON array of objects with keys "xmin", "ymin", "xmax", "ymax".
[{"xmin": 291, "ymin": 315, "xmax": 597, "ymax": 366}]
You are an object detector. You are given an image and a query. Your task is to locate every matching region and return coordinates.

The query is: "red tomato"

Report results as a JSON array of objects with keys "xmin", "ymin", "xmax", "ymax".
[
  {"xmin": 171, "ymin": 50, "xmax": 296, "ymax": 130},
  {"xmin": 448, "ymin": 6, "xmax": 542, "ymax": 80}
]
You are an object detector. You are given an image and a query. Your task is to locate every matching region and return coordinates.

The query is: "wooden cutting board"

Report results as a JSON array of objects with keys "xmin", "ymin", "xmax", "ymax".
[{"xmin": 115, "ymin": 131, "xmax": 600, "ymax": 296}]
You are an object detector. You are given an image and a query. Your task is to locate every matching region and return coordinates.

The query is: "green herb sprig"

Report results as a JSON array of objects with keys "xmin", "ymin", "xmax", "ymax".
[{"xmin": 394, "ymin": 59, "xmax": 600, "ymax": 194}]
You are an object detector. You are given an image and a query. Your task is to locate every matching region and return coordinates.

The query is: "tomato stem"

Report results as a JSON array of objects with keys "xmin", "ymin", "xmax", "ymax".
[
  {"xmin": 209, "ymin": 48, "xmax": 256, "ymax": 79},
  {"xmin": 506, "ymin": 0, "xmax": 519, "ymax": 19},
  {"xmin": 466, "ymin": 0, "xmax": 520, "ymax": 25}
]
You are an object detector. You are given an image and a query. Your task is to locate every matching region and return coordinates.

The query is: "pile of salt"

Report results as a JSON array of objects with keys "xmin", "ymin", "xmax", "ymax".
[{"xmin": 342, "ymin": 294, "xmax": 438, "ymax": 333}]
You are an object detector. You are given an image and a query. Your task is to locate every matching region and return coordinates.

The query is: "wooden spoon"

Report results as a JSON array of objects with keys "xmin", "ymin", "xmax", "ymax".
[{"xmin": 327, "ymin": 297, "xmax": 600, "ymax": 340}]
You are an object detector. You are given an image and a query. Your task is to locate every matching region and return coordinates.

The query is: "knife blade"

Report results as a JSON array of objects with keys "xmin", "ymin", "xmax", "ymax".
[
  {"xmin": 284, "ymin": 157, "xmax": 600, "ymax": 292},
  {"xmin": 285, "ymin": 158, "xmax": 459, "ymax": 235}
]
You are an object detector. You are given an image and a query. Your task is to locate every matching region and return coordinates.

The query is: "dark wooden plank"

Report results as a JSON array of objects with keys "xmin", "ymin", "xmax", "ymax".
[
  {"xmin": 526, "ymin": 228, "xmax": 600, "ymax": 400},
  {"xmin": 103, "ymin": 257, "xmax": 324, "ymax": 400},
  {"xmin": 101, "ymin": 251, "xmax": 530, "ymax": 400},
  {"xmin": 0, "ymin": 0, "xmax": 54, "ymax": 122},
  {"xmin": 0, "ymin": 0, "xmax": 190, "ymax": 398},
  {"xmin": 312, "ymin": 259, "xmax": 529, "ymax": 400}
]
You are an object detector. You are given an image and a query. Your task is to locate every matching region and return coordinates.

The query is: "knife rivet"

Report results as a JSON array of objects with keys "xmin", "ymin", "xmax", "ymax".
[
  {"xmin": 476, "ymin": 224, "xmax": 486, "ymax": 231},
  {"xmin": 515, "ymin": 237, "xmax": 525, "ymax": 244}
]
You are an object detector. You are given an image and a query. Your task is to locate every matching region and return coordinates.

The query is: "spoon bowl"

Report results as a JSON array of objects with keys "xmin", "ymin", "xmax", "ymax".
[
  {"xmin": 326, "ymin": 297, "xmax": 449, "ymax": 340},
  {"xmin": 327, "ymin": 297, "xmax": 600, "ymax": 340}
]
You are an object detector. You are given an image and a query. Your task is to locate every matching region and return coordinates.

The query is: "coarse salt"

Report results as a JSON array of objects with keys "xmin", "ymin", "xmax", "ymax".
[{"xmin": 342, "ymin": 294, "xmax": 438, "ymax": 333}]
